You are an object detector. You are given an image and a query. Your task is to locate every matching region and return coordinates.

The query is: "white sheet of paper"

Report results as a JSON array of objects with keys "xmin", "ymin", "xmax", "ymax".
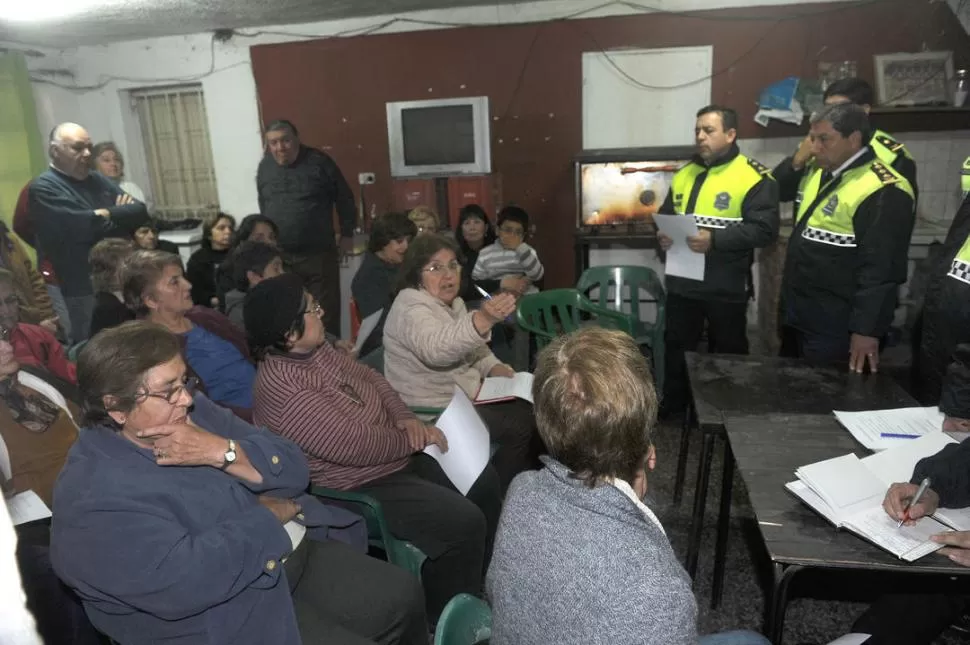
[
  {"xmin": 824, "ymin": 635, "xmax": 874, "ymax": 645},
  {"xmin": 862, "ymin": 433, "xmax": 958, "ymax": 488},
  {"xmin": 833, "ymin": 407, "xmax": 944, "ymax": 451},
  {"xmin": 653, "ymin": 214, "xmax": 705, "ymax": 281},
  {"xmin": 0, "ymin": 434, "xmax": 10, "ymax": 482},
  {"xmin": 423, "ymin": 387, "xmax": 491, "ymax": 495},
  {"xmin": 6, "ymin": 490, "xmax": 51, "ymax": 526},
  {"xmin": 476, "ymin": 373, "xmax": 534, "ymax": 404},
  {"xmin": 843, "ymin": 506, "xmax": 948, "ymax": 561},
  {"xmin": 354, "ymin": 308, "xmax": 384, "ymax": 353},
  {"xmin": 796, "ymin": 453, "xmax": 885, "ymax": 516}
]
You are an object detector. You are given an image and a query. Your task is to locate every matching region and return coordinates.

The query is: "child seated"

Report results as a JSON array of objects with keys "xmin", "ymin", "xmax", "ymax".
[
  {"xmin": 222, "ymin": 241, "xmax": 283, "ymax": 330},
  {"xmin": 472, "ymin": 206, "xmax": 544, "ymax": 296}
]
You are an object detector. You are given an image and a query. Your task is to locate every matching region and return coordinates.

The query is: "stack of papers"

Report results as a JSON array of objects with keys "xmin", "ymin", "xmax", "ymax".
[
  {"xmin": 833, "ymin": 406, "xmax": 944, "ymax": 451},
  {"xmin": 475, "ymin": 373, "xmax": 534, "ymax": 404},
  {"xmin": 786, "ymin": 433, "xmax": 968, "ymax": 561}
]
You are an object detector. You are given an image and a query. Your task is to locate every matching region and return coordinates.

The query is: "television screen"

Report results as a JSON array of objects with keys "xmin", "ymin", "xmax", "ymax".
[
  {"xmin": 579, "ymin": 160, "xmax": 687, "ymax": 227},
  {"xmin": 402, "ymin": 105, "xmax": 476, "ymax": 166}
]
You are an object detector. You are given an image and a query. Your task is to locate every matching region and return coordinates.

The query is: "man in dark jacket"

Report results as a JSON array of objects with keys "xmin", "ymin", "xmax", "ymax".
[
  {"xmin": 832, "ymin": 345, "xmax": 970, "ymax": 645},
  {"xmin": 913, "ymin": 187, "xmax": 970, "ymax": 404},
  {"xmin": 657, "ymin": 105, "xmax": 779, "ymax": 413},
  {"xmin": 775, "ymin": 103, "xmax": 915, "ymax": 372},
  {"xmin": 255, "ymin": 120, "xmax": 356, "ymax": 337},
  {"xmin": 28, "ymin": 122, "xmax": 148, "ymax": 343}
]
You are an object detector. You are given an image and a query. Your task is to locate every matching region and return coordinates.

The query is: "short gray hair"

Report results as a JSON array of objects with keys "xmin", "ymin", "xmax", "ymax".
[{"xmin": 810, "ymin": 102, "xmax": 871, "ymax": 143}]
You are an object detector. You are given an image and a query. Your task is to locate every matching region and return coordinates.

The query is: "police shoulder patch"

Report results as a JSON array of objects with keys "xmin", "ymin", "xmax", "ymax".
[
  {"xmin": 870, "ymin": 161, "xmax": 898, "ymax": 185},
  {"xmin": 875, "ymin": 134, "xmax": 905, "ymax": 154},
  {"xmin": 747, "ymin": 158, "xmax": 771, "ymax": 176}
]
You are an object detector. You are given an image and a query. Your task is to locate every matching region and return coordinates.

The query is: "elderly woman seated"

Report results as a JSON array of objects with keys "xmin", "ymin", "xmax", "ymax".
[
  {"xmin": 50, "ymin": 321, "xmax": 426, "ymax": 645},
  {"xmin": 120, "ymin": 249, "xmax": 254, "ymax": 417},
  {"xmin": 0, "ymin": 270, "xmax": 75, "ymax": 384},
  {"xmin": 382, "ymin": 234, "xmax": 539, "ymax": 491},
  {"xmin": 245, "ymin": 273, "xmax": 501, "ymax": 623},
  {"xmin": 486, "ymin": 327, "xmax": 770, "ymax": 645}
]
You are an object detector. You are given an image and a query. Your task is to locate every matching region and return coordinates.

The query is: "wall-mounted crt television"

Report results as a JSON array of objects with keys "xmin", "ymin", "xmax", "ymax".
[
  {"xmin": 386, "ymin": 96, "xmax": 492, "ymax": 178},
  {"xmin": 576, "ymin": 146, "xmax": 696, "ymax": 230}
]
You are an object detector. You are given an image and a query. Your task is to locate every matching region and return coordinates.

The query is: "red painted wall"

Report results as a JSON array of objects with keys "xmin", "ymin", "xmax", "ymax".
[{"xmin": 250, "ymin": 0, "xmax": 970, "ymax": 286}]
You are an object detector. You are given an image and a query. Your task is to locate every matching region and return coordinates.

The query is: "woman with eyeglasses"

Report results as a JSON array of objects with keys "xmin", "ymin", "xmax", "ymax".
[
  {"xmin": 382, "ymin": 234, "xmax": 542, "ymax": 492},
  {"xmin": 120, "ymin": 249, "xmax": 255, "ymax": 419},
  {"xmin": 50, "ymin": 321, "xmax": 427, "ymax": 645},
  {"xmin": 245, "ymin": 273, "xmax": 501, "ymax": 626}
]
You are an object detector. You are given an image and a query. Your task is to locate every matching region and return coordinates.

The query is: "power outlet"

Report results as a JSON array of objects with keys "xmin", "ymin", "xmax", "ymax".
[{"xmin": 358, "ymin": 172, "xmax": 376, "ymax": 185}]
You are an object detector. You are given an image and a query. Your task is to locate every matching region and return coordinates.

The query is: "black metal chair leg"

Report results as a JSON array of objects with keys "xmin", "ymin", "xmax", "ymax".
[
  {"xmin": 711, "ymin": 442, "xmax": 734, "ymax": 609},
  {"xmin": 685, "ymin": 430, "xmax": 715, "ymax": 580}
]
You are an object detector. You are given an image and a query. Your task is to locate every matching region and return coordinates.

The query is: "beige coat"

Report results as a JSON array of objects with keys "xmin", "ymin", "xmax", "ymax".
[{"xmin": 383, "ymin": 287, "xmax": 502, "ymax": 408}]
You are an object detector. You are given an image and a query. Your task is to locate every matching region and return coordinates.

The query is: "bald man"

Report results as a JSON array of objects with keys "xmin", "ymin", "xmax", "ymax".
[{"xmin": 27, "ymin": 123, "xmax": 148, "ymax": 342}]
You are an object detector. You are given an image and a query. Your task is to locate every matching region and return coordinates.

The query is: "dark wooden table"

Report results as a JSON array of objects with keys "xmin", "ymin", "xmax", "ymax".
[
  {"xmin": 725, "ymin": 413, "xmax": 970, "ymax": 644},
  {"xmin": 678, "ymin": 353, "xmax": 916, "ymax": 607}
]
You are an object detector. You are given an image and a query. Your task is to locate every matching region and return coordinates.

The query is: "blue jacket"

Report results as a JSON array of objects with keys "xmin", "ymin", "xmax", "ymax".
[{"xmin": 50, "ymin": 393, "xmax": 366, "ymax": 645}]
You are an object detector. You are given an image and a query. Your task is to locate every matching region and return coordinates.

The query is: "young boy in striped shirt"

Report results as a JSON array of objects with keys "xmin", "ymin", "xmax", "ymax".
[{"xmin": 471, "ymin": 206, "xmax": 544, "ymax": 296}]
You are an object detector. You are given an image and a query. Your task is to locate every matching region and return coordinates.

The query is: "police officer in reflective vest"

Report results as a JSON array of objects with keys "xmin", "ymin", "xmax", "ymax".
[
  {"xmin": 657, "ymin": 105, "xmax": 780, "ymax": 413},
  {"xmin": 776, "ymin": 77, "xmax": 918, "ymax": 204},
  {"xmin": 914, "ymin": 158, "xmax": 970, "ymax": 403},
  {"xmin": 779, "ymin": 102, "xmax": 915, "ymax": 372}
]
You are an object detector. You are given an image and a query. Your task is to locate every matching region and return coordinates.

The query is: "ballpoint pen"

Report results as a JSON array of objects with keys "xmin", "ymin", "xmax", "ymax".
[{"xmin": 898, "ymin": 477, "xmax": 932, "ymax": 528}]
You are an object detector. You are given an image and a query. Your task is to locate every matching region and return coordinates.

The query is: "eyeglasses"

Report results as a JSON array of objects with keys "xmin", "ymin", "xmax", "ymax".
[
  {"xmin": 498, "ymin": 226, "xmax": 525, "ymax": 237},
  {"xmin": 423, "ymin": 261, "xmax": 461, "ymax": 275},
  {"xmin": 137, "ymin": 376, "xmax": 199, "ymax": 405}
]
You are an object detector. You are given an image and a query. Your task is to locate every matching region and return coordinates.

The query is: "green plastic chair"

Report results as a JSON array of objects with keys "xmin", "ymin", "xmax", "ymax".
[
  {"xmin": 310, "ymin": 486, "xmax": 427, "ymax": 579},
  {"xmin": 576, "ymin": 265, "xmax": 666, "ymax": 393},
  {"xmin": 434, "ymin": 593, "xmax": 492, "ymax": 645},
  {"xmin": 515, "ymin": 288, "xmax": 636, "ymax": 351}
]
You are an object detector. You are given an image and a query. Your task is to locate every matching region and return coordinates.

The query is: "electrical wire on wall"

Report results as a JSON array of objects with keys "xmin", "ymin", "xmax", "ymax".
[{"xmin": 27, "ymin": 0, "xmax": 911, "ymax": 93}]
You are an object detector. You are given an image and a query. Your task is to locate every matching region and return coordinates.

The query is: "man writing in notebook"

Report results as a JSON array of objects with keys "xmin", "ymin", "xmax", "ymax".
[{"xmin": 822, "ymin": 345, "xmax": 970, "ymax": 645}]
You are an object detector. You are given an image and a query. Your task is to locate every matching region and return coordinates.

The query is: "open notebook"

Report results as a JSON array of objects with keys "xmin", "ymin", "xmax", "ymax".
[
  {"xmin": 786, "ymin": 433, "xmax": 970, "ymax": 561},
  {"xmin": 475, "ymin": 373, "xmax": 534, "ymax": 404}
]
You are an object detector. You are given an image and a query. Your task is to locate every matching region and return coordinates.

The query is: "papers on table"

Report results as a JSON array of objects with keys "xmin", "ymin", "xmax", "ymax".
[
  {"xmin": 833, "ymin": 406, "xmax": 944, "ymax": 451},
  {"xmin": 786, "ymin": 436, "xmax": 970, "ymax": 561},
  {"xmin": 423, "ymin": 387, "xmax": 491, "ymax": 496},
  {"xmin": 653, "ymin": 214, "xmax": 705, "ymax": 281},
  {"xmin": 354, "ymin": 308, "xmax": 384, "ymax": 354},
  {"xmin": 475, "ymin": 373, "xmax": 534, "ymax": 404},
  {"xmin": 6, "ymin": 491, "xmax": 51, "ymax": 527}
]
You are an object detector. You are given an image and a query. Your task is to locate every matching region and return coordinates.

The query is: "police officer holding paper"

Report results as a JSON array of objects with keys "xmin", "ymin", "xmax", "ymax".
[
  {"xmin": 657, "ymin": 105, "xmax": 779, "ymax": 414},
  {"xmin": 776, "ymin": 102, "xmax": 915, "ymax": 372}
]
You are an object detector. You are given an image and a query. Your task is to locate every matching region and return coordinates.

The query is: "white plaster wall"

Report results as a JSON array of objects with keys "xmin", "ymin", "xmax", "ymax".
[{"xmin": 16, "ymin": 0, "xmax": 845, "ymax": 217}]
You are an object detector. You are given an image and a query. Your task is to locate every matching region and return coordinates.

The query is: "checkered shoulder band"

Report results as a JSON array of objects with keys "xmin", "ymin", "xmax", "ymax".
[
  {"xmin": 693, "ymin": 214, "xmax": 742, "ymax": 229},
  {"xmin": 802, "ymin": 225, "xmax": 856, "ymax": 247},
  {"xmin": 949, "ymin": 258, "xmax": 970, "ymax": 285}
]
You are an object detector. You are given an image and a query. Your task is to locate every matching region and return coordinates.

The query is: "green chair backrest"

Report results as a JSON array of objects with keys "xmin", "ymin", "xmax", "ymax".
[
  {"xmin": 516, "ymin": 288, "xmax": 635, "ymax": 350},
  {"xmin": 311, "ymin": 486, "xmax": 427, "ymax": 578},
  {"xmin": 434, "ymin": 593, "xmax": 492, "ymax": 645},
  {"xmin": 576, "ymin": 265, "xmax": 665, "ymax": 326},
  {"xmin": 67, "ymin": 340, "xmax": 89, "ymax": 363}
]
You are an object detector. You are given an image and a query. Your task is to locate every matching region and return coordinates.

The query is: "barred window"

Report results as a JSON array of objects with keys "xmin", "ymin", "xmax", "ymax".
[{"xmin": 132, "ymin": 84, "xmax": 218, "ymax": 221}]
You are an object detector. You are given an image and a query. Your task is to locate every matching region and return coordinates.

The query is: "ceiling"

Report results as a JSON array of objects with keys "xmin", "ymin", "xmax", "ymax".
[{"xmin": 0, "ymin": 0, "xmax": 532, "ymax": 48}]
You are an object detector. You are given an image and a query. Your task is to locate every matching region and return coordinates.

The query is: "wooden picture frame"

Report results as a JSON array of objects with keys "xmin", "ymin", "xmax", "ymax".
[{"xmin": 874, "ymin": 51, "xmax": 954, "ymax": 106}]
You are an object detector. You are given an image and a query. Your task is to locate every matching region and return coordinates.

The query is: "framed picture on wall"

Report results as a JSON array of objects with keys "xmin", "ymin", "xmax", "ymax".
[{"xmin": 874, "ymin": 51, "xmax": 954, "ymax": 106}]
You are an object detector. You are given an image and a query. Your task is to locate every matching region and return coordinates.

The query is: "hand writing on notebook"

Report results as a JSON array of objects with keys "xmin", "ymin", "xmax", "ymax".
[
  {"xmin": 930, "ymin": 531, "xmax": 970, "ymax": 566},
  {"xmin": 883, "ymin": 482, "xmax": 940, "ymax": 526},
  {"xmin": 488, "ymin": 364, "xmax": 516, "ymax": 378}
]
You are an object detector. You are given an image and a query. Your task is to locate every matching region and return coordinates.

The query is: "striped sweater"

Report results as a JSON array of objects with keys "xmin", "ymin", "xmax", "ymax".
[
  {"xmin": 252, "ymin": 343, "xmax": 416, "ymax": 490},
  {"xmin": 471, "ymin": 241, "xmax": 545, "ymax": 283}
]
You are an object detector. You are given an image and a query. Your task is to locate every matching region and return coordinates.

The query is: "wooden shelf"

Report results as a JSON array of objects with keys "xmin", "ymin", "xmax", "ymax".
[
  {"xmin": 870, "ymin": 105, "xmax": 970, "ymax": 114},
  {"xmin": 869, "ymin": 105, "xmax": 970, "ymax": 132}
]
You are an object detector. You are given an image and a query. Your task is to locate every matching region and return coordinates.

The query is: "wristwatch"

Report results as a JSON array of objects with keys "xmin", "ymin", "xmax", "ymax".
[{"xmin": 220, "ymin": 439, "xmax": 237, "ymax": 470}]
